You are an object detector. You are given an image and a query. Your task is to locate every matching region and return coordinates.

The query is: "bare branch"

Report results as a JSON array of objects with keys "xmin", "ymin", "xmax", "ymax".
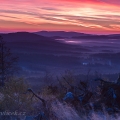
[{"xmin": 27, "ymin": 88, "xmax": 46, "ymax": 107}]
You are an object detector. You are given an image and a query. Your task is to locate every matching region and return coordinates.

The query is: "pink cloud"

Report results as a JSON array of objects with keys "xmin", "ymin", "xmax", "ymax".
[{"xmin": 0, "ymin": 0, "xmax": 120, "ymax": 34}]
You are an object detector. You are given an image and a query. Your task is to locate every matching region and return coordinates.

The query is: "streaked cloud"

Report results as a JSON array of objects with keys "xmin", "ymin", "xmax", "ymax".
[{"xmin": 0, "ymin": 0, "xmax": 120, "ymax": 34}]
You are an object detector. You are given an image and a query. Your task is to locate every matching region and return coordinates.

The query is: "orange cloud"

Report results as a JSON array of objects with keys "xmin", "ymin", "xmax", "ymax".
[{"xmin": 0, "ymin": 0, "xmax": 120, "ymax": 34}]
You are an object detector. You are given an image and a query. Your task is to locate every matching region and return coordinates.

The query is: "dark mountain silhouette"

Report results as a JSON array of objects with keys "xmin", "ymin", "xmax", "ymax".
[
  {"xmin": 0, "ymin": 32, "xmax": 70, "ymax": 48},
  {"xmin": 0, "ymin": 32, "xmax": 89, "ymax": 54},
  {"xmin": 0, "ymin": 32, "xmax": 57, "ymax": 42}
]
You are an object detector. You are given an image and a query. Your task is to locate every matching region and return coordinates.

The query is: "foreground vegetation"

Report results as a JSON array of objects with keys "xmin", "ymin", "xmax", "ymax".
[{"xmin": 0, "ymin": 72, "xmax": 120, "ymax": 120}]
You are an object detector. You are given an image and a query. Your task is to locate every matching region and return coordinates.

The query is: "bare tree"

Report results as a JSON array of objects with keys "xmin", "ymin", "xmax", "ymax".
[{"xmin": 0, "ymin": 36, "xmax": 18, "ymax": 86}]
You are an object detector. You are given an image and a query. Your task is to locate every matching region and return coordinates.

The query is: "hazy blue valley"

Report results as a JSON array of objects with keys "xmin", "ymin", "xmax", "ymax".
[{"xmin": 1, "ymin": 31, "xmax": 120, "ymax": 87}]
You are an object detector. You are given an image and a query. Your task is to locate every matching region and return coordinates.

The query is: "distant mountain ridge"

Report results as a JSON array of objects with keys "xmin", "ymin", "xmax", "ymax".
[
  {"xmin": 34, "ymin": 31, "xmax": 120, "ymax": 39},
  {"xmin": 1, "ymin": 31, "xmax": 120, "ymax": 40},
  {"xmin": 0, "ymin": 31, "xmax": 120, "ymax": 44},
  {"xmin": 34, "ymin": 31, "xmax": 91, "ymax": 38}
]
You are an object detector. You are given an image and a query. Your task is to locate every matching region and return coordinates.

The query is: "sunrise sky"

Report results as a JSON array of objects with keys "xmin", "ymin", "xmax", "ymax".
[{"xmin": 0, "ymin": 0, "xmax": 120, "ymax": 34}]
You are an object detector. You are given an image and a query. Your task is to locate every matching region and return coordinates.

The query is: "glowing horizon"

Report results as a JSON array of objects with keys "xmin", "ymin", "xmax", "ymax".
[{"xmin": 0, "ymin": 0, "xmax": 120, "ymax": 34}]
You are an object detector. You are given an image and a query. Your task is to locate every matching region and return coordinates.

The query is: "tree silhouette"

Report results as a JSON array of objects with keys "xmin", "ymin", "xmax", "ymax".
[{"xmin": 0, "ymin": 36, "xmax": 18, "ymax": 86}]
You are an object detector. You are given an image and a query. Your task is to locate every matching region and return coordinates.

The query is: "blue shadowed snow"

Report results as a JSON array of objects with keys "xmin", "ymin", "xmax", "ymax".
[{"xmin": 63, "ymin": 92, "xmax": 74, "ymax": 101}]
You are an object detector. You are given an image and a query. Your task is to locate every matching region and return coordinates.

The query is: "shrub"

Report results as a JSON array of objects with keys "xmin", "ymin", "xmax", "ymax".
[{"xmin": 0, "ymin": 77, "xmax": 34, "ymax": 114}]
